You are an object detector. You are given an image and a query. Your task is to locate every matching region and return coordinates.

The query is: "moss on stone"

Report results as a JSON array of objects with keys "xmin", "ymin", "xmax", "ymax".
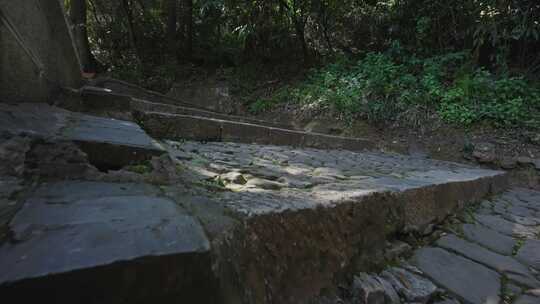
[
  {"xmin": 512, "ymin": 238, "xmax": 525, "ymax": 256},
  {"xmin": 126, "ymin": 161, "xmax": 153, "ymax": 174}
]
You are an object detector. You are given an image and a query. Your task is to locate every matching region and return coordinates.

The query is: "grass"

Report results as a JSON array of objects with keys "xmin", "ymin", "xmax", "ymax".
[{"xmin": 126, "ymin": 161, "xmax": 153, "ymax": 174}]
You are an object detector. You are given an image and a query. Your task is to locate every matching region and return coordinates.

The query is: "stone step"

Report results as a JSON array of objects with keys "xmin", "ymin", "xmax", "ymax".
[
  {"xmin": 0, "ymin": 101, "xmax": 511, "ymax": 304},
  {"xmin": 133, "ymin": 110, "xmax": 374, "ymax": 152},
  {"xmin": 0, "ymin": 103, "xmax": 165, "ymax": 170},
  {"xmin": 0, "ymin": 181, "xmax": 215, "ymax": 303},
  {"xmin": 89, "ymin": 77, "xmax": 201, "ymax": 109},
  {"xmin": 164, "ymin": 140, "xmax": 509, "ymax": 304},
  {"xmin": 83, "ymin": 80, "xmax": 294, "ymax": 129}
]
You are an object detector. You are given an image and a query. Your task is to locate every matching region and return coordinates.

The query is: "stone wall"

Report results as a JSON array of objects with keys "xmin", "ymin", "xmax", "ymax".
[{"xmin": 0, "ymin": 0, "xmax": 82, "ymax": 103}]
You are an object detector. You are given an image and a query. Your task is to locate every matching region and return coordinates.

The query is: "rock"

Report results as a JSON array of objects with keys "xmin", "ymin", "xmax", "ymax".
[
  {"xmin": 304, "ymin": 119, "xmax": 345, "ymax": 136},
  {"xmin": 517, "ymin": 157, "xmax": 535, "ymax": 166},
  {"xmin": 472, "ymin": 143, "xmax": 496, "ymax": 164},
  {"xmin": 218, "ymin": 172, "xmax": 247, "ymax": 185},
  {"xmin": 352, "ymin": 273, "xmax": 400, "ymax": 304},
  {"xmin": 526, "ymin": 289, "xmax": 540, "ymax": 296},
  {"xmin": 461, "ymin": 223, "xmax": 516, "ymax": 255},
  {"xmin": 375, "ymin": 276, "xmax": 401, "ymax": 304},
  {"xmin": 245, "ymin": 178, "xmax": 284, "ymax": 190},
  {"xmin": 436, "ymin": 235, "xmax": 540, "ymax": 288},
  {"xmin": 528, "ymin": 133, "xmax": 540, "ymax": 145},
  {"xmin": 500, "ymin": 158, "xmax": 518, "ymax": 169},
  {"xmin": 0, "ymin": 177, "xmax": 23, "ymax": 240},
  {"xmin": 312, "ymin": 167, "xmax": 347, "ymax": 180},
  {"xmin": 412, "ymin": 247, "xmax": 501, "ymax": 304},
  {"xmin": 514, "ymin": 294, "xmax": 540, "ymax": 304},
  {"xmin": 240, "ymin": 167, "xmax": 282, "ymax": 181},
  {"xmin": 0, "ymin": 135, "xmax": 31, "ymax": 177},
  {"xmin": 422, "ymin": 223, "xmax": 435, "ymax": 236},
  {"xmin": 276, "ymin": 177, "xmax": 313, "ymax": 189},
  {"xmin": 516, "ymin": 240, "xmax": 540, "ymax": 271},
  {"xmin": 384, "ymin": 240, "xmax": 413, "ymax": 261},
  {"xmin": 24, "ymin": 141, "xmax": 100, "ymax": 180},
  {"xmin": 381, "ymin": 267, "xmax": 438, "ymax": 303},
  {"xmin": 534, "ymin": 160, "xmax": 540, "ymax": 170}
]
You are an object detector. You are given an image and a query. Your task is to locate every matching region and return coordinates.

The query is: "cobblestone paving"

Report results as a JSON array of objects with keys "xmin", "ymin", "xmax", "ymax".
[
  {"xmin": 348, "ymin": 188, "xmax": 540, "ymax": 304},
  {"xmin": 166, "ymin": 140, "xmax": 502, "ymax": 217},
  {"xmin": 161, "ymin": 140, "xmax": 509, "ymax": 303}
]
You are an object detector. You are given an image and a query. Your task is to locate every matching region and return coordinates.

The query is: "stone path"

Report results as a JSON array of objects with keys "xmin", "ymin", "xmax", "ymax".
[
  {"xmin": 161, "ymin": 140, "xmax": 505, "ymax": 303},
  {"xmin": 348, "ymin": 188, "xmax": 540, "ymax": 304},
  {"xmin": 0, "ymin": 101, "xmax": 533, "ymax": 304}
]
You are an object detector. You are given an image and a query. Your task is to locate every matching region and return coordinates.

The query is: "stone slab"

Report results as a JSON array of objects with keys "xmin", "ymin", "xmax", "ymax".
[
  {"xmin": 501, "ymin": 190, "xmax": 540, "ymax": 212},
  {"xmin": 514, "ymin": 295, "xmax": 540, "ymax": 304},
  {"xmin": 92, "ymin": 78, "xmax": 295, "ymax": 129},
  {"xmin": 0, "ymin": 103, "xmax": 165, "ymax": 169},
  {"xmin": 380, "ymin": 267, "xmax": 438, "ymax": 303},
  {"xmin": 412, "ymin": 247, "xmax": 500, "ymax": 304},
  {"xmin": 517, "ymin": 240, "xmax": 540, "ymax": 271},
  {"xmin": 80, "ymin": 86, "xmax": 132, "ymax": 112},
  {"xmin": 134, "ymin": 110, "xmax": 376, "ymax": 152},
  {"xmin": 221, "ymin": 119, "xmax": 270, "ymax": 144},
  {"xmin": 461, "ymin": 223, "xmax": 516, "ymax": 255},
  {"xmin": 166, "ymin": 140, "xmax": 507, "ymax": 304},
  {"xmin": 476, "ymin": 214, "xmax": 540, "ymax": 239},
  {"xmin": 172, "ymin": 141, "xmax": 506, "ymax": 222},
  {"xmin": 436, "ymin": 234, "xmax": 539, "ymax": 288},
  {"xmin": 77, "ymin": 85, "xmax": 295, "ymax": 131},
  {"xmin": 0, "ymin": 181, "xmax": 214, "ymax": 303},
  {"xmin": 92, "ymin": 77, "xmax": 197, "ymax": 108}
]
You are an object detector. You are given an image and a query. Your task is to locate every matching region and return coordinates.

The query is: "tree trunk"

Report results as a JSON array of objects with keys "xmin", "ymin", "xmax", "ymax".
[
  {"xmin": 294, "ymin": 18, "xmax": 309, "ymax": 63},
  {"xmin": 290, "ymin": 0, "xmax": 309, "ymax": 63},
  {"xmin": 166, "ymin": 0, "xmax": 178, "ymax": 56},
  {"xmin": 121, "ymin": 0, "xmax": 139, "ymax": 59},
  {"xmin": 69, "ymin": 0, "xmax": 94, "ymax": 72},
  {"xmin": 183, "ymin": 0, "xmax": 193, "ymax": 60}
]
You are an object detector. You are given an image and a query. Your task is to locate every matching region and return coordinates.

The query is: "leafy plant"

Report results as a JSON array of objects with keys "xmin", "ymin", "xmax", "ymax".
[{"xmin": 261, "ymin": 49, "xmax": 540, "ymax": 129}]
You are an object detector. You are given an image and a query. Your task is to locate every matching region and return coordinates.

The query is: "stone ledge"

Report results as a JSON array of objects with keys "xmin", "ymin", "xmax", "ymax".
[
  {"xmin": 134, "ymin": 111, "xmax": 375, "ymax": 152},
  {"xmin": 0, "ymin": 181, "xmax": 215, "ymax": 304},
  {"xmin": 166, "ymin": 140, "xmax": 508, "ymax": 304},
  {"xmin": 0, "ymin": 103, "xmax": 165, "ymax": 170}
]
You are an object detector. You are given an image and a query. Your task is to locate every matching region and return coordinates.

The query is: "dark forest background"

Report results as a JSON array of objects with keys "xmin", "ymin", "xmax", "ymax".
[{"xmin": 66, "ymin": 0, "xmax": 540, "ymax": 129}]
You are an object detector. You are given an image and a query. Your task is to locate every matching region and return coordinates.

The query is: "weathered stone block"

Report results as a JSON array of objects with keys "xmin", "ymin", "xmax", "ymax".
[
  {"xmin": 221, "ymin": 120, "xmax": 270, "ymax": 144},
  {"xmin": 0, "ymin": 181, "xmax": 215, "ymax": 304},
  {"xmin": 0, "ymin": 0, "xmax": 81, "ymax": 103}
]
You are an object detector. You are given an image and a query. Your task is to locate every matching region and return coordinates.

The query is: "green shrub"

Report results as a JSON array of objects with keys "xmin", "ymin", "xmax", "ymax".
[
  {"xmin": 262, "ymin": 50, "xmax": 540, "ymax": 129},
  {"xmin": 439, "ymin": 70, "xmax": 540, "ymax": 127}
]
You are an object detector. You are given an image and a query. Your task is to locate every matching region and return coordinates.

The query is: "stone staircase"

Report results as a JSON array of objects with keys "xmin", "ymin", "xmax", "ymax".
[
  {"xmin": 87, "ymin": 78, "xmax": 294, "ymax": 129},
  {"xmin": 0, "ymin": 84, "xmax": 511, "ymax": 304},
  {"xmin": 67, "ymin": 83, "xmax": 374, "ymax": 151}
]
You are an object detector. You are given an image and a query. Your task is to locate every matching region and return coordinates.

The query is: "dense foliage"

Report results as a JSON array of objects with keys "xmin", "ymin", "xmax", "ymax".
[
  {"xmin": 66, "ymin": 0, "xmax": 540, "ymax": 129},
  {"xmin": 251, "ymin": 49, "xmax": 540, "ymax": 128},
  {"xmin": 71, "ymin": 0, "xmax": 540, "ymax": 70}
]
